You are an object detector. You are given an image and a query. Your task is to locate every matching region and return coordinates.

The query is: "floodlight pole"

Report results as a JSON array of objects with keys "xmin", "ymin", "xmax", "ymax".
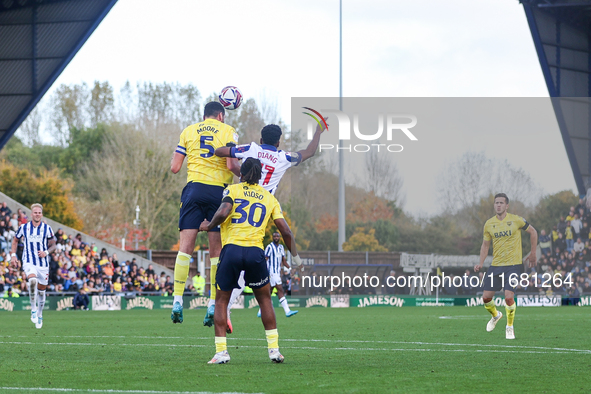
[{"xmin": 338, "ymin": 0, "xmax": 346, "ymax": 252}]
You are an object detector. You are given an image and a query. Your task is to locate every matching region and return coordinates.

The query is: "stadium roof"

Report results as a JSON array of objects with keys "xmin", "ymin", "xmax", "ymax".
[
  {"xmin": 522, "ymin": 0, "xmax": 591, "ymax": 195},
  {"xmin": 0, "ymin": 0, "xmax": 118, "ymax": 151}
]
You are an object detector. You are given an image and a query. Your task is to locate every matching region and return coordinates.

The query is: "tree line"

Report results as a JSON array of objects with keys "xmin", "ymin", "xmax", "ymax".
[{"xmin": 1, "ymin": 81, "xmax": 577, "ymax": 255}]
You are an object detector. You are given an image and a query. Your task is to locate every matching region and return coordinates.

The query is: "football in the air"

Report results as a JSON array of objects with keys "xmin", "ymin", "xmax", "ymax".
[{"xmin": 219, "ymin": 86, "xmax": 243, "ymax": 110}]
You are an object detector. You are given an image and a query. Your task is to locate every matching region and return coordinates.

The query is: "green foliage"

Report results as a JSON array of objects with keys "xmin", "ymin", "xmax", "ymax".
[
  {"xmin": 529, "ymin": 190, "xmax": 578, "ymax": 233},
  {"xmin": 0, "ymin": 137, "xmax": 62, "ymax": 174},
  {"xmin": 59, "ymin": 124, "xmax": 111, "ymax": 176}
]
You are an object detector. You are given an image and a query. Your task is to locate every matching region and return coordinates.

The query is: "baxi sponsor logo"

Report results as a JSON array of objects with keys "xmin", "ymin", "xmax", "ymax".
[
  {"xmin": 303, "ymin": 107, "xmax": 417, "ymax": 153},
  {"xmin": 126, "ymin": 297, "xmax": 154, "ymax": 310},
  {"xmin": 0, "ymin": 298, "xmax": 14, "ymax": 311},
  {"xmin": 357, "ymin": 295, "xmax": 404, "ymax": 308},
  {"xmin": 305, "ymin": 296, "xmax": 328, "ymax": 308}
]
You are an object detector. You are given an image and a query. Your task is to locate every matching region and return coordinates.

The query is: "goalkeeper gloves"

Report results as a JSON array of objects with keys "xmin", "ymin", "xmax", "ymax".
[{"xmin": 292, "ymin": 254, "xmax": 302, "ymax": 267}]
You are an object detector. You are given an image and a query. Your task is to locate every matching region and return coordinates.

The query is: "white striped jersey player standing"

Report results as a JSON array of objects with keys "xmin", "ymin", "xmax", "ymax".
[
  {"xmin": 215, "ymin": 121, "xmax": 326, "ymax": 328},
  {"xmin": 10, "ymin": 203, "xmax": 56, "ymax": 329},
  {"xmin": 261, "ymin": 232, "xmax": 295, "ymax": 317}
]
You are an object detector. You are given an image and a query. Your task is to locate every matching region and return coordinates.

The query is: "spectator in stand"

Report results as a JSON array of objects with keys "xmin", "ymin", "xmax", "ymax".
[
  {"xmin": 146, "ymin": 264, "xmax": 155, "ymax": 277},
  {"xmin": 99, "ymin": 277, "xmax": 112, "ymax": 294},
  {"xmin": 125, "ymin": 277, "xmax": 134, "ymax": 292},
  {"xmin": 565, "ymin": 221, "xmax": 575, "ymax": 252},
  {"xmin": 102, "ymin": 259, "xmax": 114, "ymax": 279},
  {"xmin": 0, "ymin": 202, "xmax": 12, "ymax": 218},
  {"xmin": 557, "ymin": 216, "xmax": 567, "ymax": 235},
  {"xmin": 111, "ymin": 253, "xmax": 119, "ymax": 269},
  {"xmin": 555, "ymin": 232, "xmax": 566, "ymax": 254},
  {"xmin": 17, "ymin": 209, "xmax": 27, "ymax": 226},
  {"xmin": 574, "ymin": 237, "xmax": 585, "ymax": 254},
  {"xmin": 158, "ymin": 272, "xmax": 166, "ymax": 289},
  {"xmin": 113, "ymin": 276, "xmax": 123, "ymax": 294},
  {"xmin": 571, "ymin": 214, "xmax": 583, "ymax": 239},
  {"xmin": 581, "ymin": 222, "xmax": 590, "ymax": 243},
  {"xmin": 9, "ymin": 213, "xmax": 18, "ymax": 232},
  {"xmin": 539, "ymin": 230, "xmax": 552, "ymax": 256},
  {"xmin": 566, "ymin": 207, "xmax": 576, "ymax": 222}
]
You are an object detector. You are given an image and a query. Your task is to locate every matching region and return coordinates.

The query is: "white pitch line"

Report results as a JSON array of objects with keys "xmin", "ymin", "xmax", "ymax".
[
  {"xmin": 0, "ymin": 388, "xmax": 261, "ymax": 394},
  {"xmin": 4, "ymin": 335, "xmax": 591, "ymax": 354},
  {"xmin": 1, "ymin": 341, "xmax": 589, "ymax": 355}
]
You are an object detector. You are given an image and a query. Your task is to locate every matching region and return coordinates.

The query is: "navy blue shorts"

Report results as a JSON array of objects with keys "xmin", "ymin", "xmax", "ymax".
[
  {"xmin": 178, "ymin": 182, "xmax": 224, "ymax": 231},
  {"xmin": 483, "ymin": 265, "xmax": 522, "ymax": 292},
  {"xmin": 216, "ymin": 244, "xmax": 269, "ymax": 291}
]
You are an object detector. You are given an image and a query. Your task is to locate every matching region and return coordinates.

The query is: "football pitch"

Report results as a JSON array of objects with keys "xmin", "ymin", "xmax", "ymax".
[{"xmin": 1, "ymin": 306, "xmax": 590, "ymax": 394}]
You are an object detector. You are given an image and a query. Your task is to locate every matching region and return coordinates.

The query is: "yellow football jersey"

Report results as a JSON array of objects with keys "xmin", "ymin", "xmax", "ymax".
[
  {"xmin": 483, "ymin": 213, "xmax": 529, "ymax": 266},
  {"xmin": 220, "ymin": 183, "xmax": 284, "ymax": 249},
  {"xmin": 176, "ymin": 119, "xmax": 238, "ymax": 187}
]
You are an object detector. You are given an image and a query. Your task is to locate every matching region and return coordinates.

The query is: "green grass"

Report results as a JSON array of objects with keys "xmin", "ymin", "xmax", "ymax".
[{"xmin": 1, "ymin": 306, "xmax": 590, "ymax": 394}]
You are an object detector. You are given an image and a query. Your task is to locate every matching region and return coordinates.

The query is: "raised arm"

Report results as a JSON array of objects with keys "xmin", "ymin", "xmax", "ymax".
[{"xmin": 297, "ymin": 117, "xmax": 327, "ymax": 163}]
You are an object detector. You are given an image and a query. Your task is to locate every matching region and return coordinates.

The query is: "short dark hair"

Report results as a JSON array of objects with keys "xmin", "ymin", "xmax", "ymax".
[
  {"xmin": 261, "ymin": 124, "xmax": 282, "ymax": 146},
  {"xmin": 241, "ymin": 158, "xmax": 262, "ymax": 185},
  {"xmin": 204, "ymin": 101, "xmax": 225, "ymax": 118},
  {"xmin": 494, "ymin": 193, "xmax": 509, "ymax": 204}
]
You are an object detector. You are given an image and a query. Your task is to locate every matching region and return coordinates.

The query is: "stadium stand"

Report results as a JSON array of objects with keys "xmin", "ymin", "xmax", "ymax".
[{"xmin": 0, "ymin": 191, "xmax": 172, "ymax": 297}]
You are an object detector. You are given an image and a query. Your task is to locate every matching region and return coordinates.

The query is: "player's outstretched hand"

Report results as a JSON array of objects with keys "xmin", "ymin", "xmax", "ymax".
[
  {"xmin": 474, "ymin": 263, "xmax": 482, "ymax": 272},
  {"xmin": 199, "ymin": 220, "xmax": 210, "ymax": 232},
  {"xmin": 318, "ymin": 117, "xmax": 329, "ymax": 133},
  {"xmin": 292, "ymin": 255, "xmax": 302, "ymax": 267}
]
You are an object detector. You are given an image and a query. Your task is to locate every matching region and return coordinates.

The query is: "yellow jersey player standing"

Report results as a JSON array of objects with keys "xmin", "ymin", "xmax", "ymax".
[
  {"xmin": 169, "ymin": 101, "xmax": 240, "ymax": 325},
  {"xmin": 199, "ymin": 158, "xmax": 302, "ymax": 364},
  {"xmin": 474, "ymin": 193, "xmax": 538, "ymax": 339}
]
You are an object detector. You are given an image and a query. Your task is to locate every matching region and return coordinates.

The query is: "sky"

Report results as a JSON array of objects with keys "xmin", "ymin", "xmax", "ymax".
[{"xmin": 43, "ymin": 0, "xmax": 578, "ymax": 215}]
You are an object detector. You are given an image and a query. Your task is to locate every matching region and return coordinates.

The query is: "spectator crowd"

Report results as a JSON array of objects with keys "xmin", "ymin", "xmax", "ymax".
[{"xmin": 0, "ymin": 201, "xmax": 175, "ymax": 298}]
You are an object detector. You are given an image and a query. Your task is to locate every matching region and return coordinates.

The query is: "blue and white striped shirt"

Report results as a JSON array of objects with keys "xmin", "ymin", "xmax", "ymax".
[
  {"xmin": 265, "ymin": 242, "xmax": 285, "ymax": 275},
  {"xmin": 15, "ymin": 221, "xmax": 55, "ymax": 268}
]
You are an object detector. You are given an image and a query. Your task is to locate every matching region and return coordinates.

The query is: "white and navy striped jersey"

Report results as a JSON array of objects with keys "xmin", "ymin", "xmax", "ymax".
[
  {"xmin": 265, "ymin": 242, "xmax": 285, "ymax": 275},
  {"xmin": 231, "ymin": 143, "xmax": 301, "ymax": 195},
  {"xmin": 15, "ymin": 221, "xmax": 55, "ymax": 268}
]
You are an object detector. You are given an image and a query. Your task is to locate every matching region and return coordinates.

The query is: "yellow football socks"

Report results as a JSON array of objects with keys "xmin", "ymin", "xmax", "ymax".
[
  {"xmin": 210, "ymin": 257, "xmax": 219, "ymax": 300},
  {"xmin": 484, "ymin": 300, "xmax": 498, "ymax": 318},
  {"xmin": 505, "ymin": 302, "xmax": 516, "ymax": 326},
  {"xmin": 265, "ymin": 329, "xmax": 279, "ymax": 349},
  {"xmin": 173, "ymin": 251, "xmax": 191, "ymax": 296},
  {"xmin": 215, "ymin": 336, "xmax": 227, "ymax": 353}
]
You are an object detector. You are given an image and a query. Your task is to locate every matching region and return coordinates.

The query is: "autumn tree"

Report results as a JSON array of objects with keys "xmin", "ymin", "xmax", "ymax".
[
  {"xmin": 76, "ymin": 124, "xmax": 185, "ymax": 249},
  {"xmin": 0, "ymin": 162, "xmax": 82, "ymax": 229},
  {"xmin": 343, "ymin": 228, "xmax": 387, "ymax": 252}
]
